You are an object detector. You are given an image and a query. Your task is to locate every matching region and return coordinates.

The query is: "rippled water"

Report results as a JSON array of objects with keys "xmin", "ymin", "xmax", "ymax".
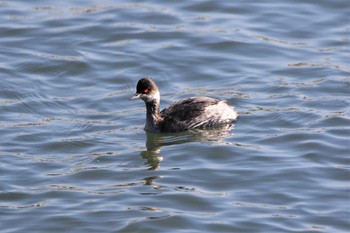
[{"xmin": 1, "ymin": 0, "xmax": 349, "ymax": 232}]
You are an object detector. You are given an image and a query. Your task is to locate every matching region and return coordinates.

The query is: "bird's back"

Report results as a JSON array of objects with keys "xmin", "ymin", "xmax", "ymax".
[{"xmin": 159, "ymin": 97, "xmax": 238, "ymax": 133}]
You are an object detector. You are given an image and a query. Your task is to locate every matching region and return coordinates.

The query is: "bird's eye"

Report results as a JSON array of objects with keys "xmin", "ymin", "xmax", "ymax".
[{"xmin": 144, "ymin": 89, "xmax": 149, "ymax": 93}]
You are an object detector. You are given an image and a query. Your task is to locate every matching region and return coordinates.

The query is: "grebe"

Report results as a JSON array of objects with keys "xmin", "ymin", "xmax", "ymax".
[{"xmin": 131, "ymin": 77, "xmax": 238, "ymax": 133}]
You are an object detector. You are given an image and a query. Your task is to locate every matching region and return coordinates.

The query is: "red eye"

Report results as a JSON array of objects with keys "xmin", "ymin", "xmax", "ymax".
[{"xmin": 144, "ymin": 89, "xmax": 149, "ymax": 93}]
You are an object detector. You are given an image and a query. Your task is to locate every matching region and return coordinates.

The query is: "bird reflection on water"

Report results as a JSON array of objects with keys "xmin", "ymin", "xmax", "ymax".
[{"xmin": 140, "ymin": 125, "xmax": 235, "ymax": 170}]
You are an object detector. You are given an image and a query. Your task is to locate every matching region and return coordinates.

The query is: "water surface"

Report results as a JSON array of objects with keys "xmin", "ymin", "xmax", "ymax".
[{"xmin": 1, "ymin": 0, "xmax": 349, "ymax": 232}]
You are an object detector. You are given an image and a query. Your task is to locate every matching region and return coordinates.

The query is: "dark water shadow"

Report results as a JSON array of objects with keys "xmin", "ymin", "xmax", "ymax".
[{"xmin": 140, "ymin": 124, "xmax": 235, "ymax": 170}]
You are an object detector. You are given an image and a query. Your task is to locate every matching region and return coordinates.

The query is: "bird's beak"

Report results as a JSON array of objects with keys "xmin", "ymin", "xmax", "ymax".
[{"xmin": 130, "ymin": 93, "xmax": 141, "ymax": 100}]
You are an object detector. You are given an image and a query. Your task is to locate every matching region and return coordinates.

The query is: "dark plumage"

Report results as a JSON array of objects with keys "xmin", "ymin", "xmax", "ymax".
[{"xmin": 131, "ymin": 77, "xmax": 238, "ymax": 133}]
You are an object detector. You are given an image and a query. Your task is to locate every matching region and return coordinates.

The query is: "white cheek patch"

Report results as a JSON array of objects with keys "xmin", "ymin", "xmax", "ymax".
[{"xmin": 141, "ymin": 90, "xmax": 160, "ymax": 103}]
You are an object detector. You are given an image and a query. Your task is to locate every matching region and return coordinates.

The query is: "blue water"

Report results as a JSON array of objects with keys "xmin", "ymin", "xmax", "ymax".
[{"xmin": 1, "ymin": 0, "xmax": 349, "ymax": 232}]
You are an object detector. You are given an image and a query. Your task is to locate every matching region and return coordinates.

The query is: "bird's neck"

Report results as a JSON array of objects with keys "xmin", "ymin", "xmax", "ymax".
[{"xmin": 145, "ymin": 99, "xmax": 162, "ymax": 132}]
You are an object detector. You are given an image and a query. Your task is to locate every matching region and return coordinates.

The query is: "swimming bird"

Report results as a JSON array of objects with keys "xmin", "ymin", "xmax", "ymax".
[{"xmin": 131, "ymin": 77, "xmax": 238, "ymax": 133}]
